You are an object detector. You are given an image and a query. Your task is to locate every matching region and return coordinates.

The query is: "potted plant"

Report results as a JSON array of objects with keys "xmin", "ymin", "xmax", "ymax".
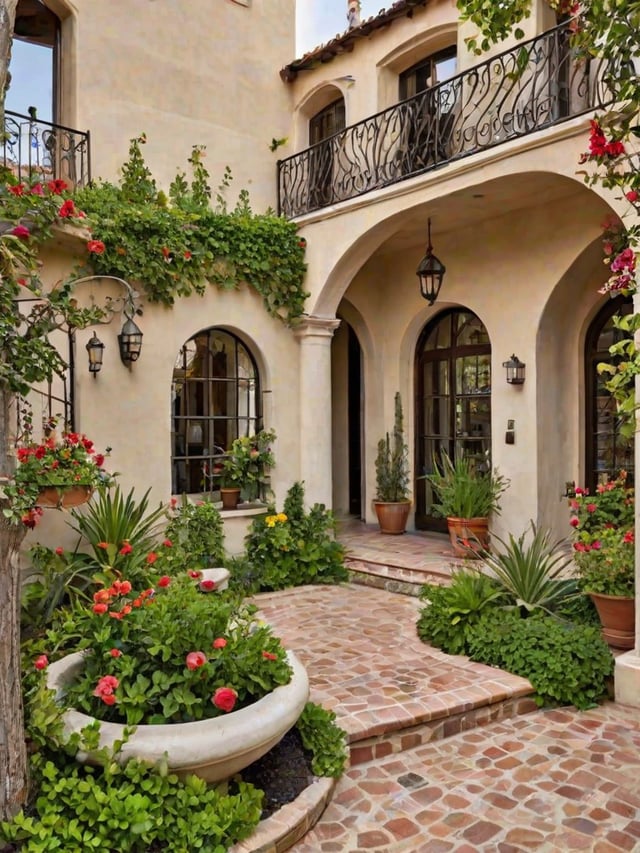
[
  {"xmin": 426, "ymin": 451, "xmax": 508, "ymax": 557},
  {"xmin": 221, "ymin": 428, "xmax": 276, "ymax": 508},
  {"xmin": 38, "ymin": 569, "xmax": 309, "ymax": 782},
  {"xmin": 373, "ymin": 392, "xmax": 411, "ymax": 534},
  {"xmin": 2, "ymin": 427, "xmax": 113, "ymax": 527},
  {"xmin": 569, "ymin": 474, "xmax": 635, "ymax": 649}
]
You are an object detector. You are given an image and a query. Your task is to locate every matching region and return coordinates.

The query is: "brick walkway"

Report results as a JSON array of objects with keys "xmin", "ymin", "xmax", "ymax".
[{"xmin": 250, "ymin": 522, "xmax": 640, "ymax": 852}]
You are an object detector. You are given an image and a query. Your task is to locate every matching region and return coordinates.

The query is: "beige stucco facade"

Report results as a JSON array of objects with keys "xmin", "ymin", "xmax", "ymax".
[{"xmin": 10, "ymin": 0, "xmax": 635, "ymax": 627}]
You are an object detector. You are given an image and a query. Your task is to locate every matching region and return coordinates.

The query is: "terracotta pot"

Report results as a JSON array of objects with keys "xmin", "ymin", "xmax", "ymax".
[
  {"xmin": 589, "ymin": 592, "xmax": 635, "ymax": 650},
  {"xmin": 47, "ymin": 649, "xmax": 309, "ymax": 783},
  {"xmin": 220, "ymin": 487, "xmax": 241, "ymax": 509},
  {"xmin": 373, "ymin": 501, "xmax": 411, "ymax": 534},
  {"xmin": 447, "ymin": 516, "xmax": 490, "ymax": 558},
  {"xmin": 36, "ymin": 485, "xmax": 93, "ymax": 508}
]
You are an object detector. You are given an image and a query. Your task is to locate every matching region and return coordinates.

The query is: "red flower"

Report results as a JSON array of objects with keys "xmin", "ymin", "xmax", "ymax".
[
  {"xmin": 262, "ymin": 651, "xmax": 277, "ymax": 661},
  {"xmin": 163, "ymin": 539, "xmax": 173, "ymax": 547},
  {"xmin": 119, "ymin": 580, "xmax": 132, "ymax": 594},
  {"xmin": 94, "ymin": 454, "xmax": 105, "ymax": 467},
  {"xmin": 109, "ymin": 648, "xmax": 122, "ymax": 658},
  {"xmin": 591, "ymin": 540, "xmax": 602, "ymax": 550},
  {"xmin": 34, "ymin": 654, "xmax": 48, "ymax": 670},
  {"xmin": 93, "ymin": 589, "xmax": 111, "ymax": 603},
  {"xmin": 97, "ymin": 541, "xmax": 109, "ymax": 550},
  {"xmin": 87, "ymin": 239, "xmax": 106, "ymax": 254},
  {"xmin": 161, "ymin": 246, "xmax": 172, "ymax": 262},
  {"xmin": 188, "ymin": 570, "xmax": 202, "ymax": 579},
  {"xmin": 199, "ymin": 579, "xmax": 216, "ymax": 592},
  {"xmin": 186, "ymin": 651, "xmax": 207, "ymax": 670},
  {"xmin": 212, "ymin": 687, "xmax": 237, "ymax": 713},
  {"xmin": 146, "ymin": 552, "xmax": 158, "ymax": 565},
  {"xmin": 11, "ymin": 225, "xmax": 30, "ymax": 240},
  {"xmin": 8, "ymin": 183, "xmax": 25, "ymax": 195},
  {"xmin": 93, "ymin": 674, "xmax": 119, "ymax": 705},
  {"xmin": 47, "ymin": 178, "xmax": 68, "ymax": 194},
  {"xmin": 55, "ymin": 547, "xmax": 64, "ymax": 556},
  {"xmin": 92, "ymin": 603, "xmax": 108, "ymax": 614},
  {"xmin": 569, "ymin": 517, "xmax": 579, "ymax": 528},
  {"xmin": 58, "ymin": 199, "xmax": 76, "ymax": 218},
  {"xmin": 626, "ymin": 190, "xmax": 639, "ymax": 203},
  {"xmin": 212, "ymin": 637, "xmax": 227, "ymax": 649},
  {"xmin": 183, "ymin": 250, "xmax": 192, "ymax": 260},
  {"xmin": 119, "ymin": 542, "xmax": 133, "ymax": 556},
  {"xmin": 158, "ymin": 575, "xmax": 171, "ymax": 587},
  {"xmin": 586, "ymin": 503, "xmax": 597, "ymax": 513},
  {"xmin": 624, "ymin": 530, "xmax": 634, "ymax": 544}
]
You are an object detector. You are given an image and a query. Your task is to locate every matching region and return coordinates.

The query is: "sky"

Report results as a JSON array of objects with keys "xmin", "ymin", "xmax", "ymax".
[{"xmin": 296, "ymin": 0, "xmax": 383, "ymax": 55}]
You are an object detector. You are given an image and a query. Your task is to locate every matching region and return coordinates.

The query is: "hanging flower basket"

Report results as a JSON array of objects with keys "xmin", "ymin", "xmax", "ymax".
[{"xmin": 36, "ymin": 485, "xmax": 94, "ymax": 508}]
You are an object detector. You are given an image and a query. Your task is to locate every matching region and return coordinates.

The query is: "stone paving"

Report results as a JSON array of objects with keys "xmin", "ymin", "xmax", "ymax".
[{"xmin": 249, "ymin": 523, "xmax": 640, "ymax": 852}]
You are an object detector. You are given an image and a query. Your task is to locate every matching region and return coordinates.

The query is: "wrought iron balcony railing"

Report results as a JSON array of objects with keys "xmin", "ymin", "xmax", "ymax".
[
  {"xmin": 278, "ymin": 21, "xmax": 614, "ymax": 217},
  {"xmin": 2, "ymin": 111, "xmax": 91, "ymax": 188}
]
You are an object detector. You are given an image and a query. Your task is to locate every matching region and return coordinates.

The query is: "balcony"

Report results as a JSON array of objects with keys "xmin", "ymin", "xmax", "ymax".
[
  {"xmin": 2, "ymin": 111, "xmax": 91, "ymax": 188},
  {"xmin": 278, "ymin": 22, "xmax": 613, "ymax": 218}
]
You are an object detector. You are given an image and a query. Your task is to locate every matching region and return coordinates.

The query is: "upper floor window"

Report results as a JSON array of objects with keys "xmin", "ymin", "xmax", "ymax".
[
  {"xmin": 8, "ymin": 0, "xmax": 59, "ymax": 122},
  {"xmin": 399, "ymin": 47, "xmax": 457, "ymax": 100},
  {"xmin": 171, "ymin": 329, "xmax": 261, "ymax": 495},
  {"xmin": 309, "ymin": 97, "xmax": 345, "ymax": 145}
]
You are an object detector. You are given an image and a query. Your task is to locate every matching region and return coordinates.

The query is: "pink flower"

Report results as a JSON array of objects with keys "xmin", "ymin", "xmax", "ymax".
[
  {"xmin": 34, "ymin": 654, "xmax": 48, "ymax": 670},
  {"xmin": 109, "ymin": 648, "xmax": 122, "ymax": 658},
  {"xmin": 185, "ymin": 651, "xmax": 207, "ymax": 670},
  {"xmin": 158, "ymin": 575, "xmax": 171, "ymax": 588},
  {"xmin": 212, "ymin": 687, "xmax": 237, "ymax": 713},
  {"xmin": 570, "ymin": 517, "xmax": 579, "ymax": 528},
  {"xmin": 212, "ymin": 637, "xmax": 227, "ymax": 649},
  {"xmin": 10, "ymin": 225, "xmax": 30, "ymax": 240},
  {"xmin": 591, "ymin": 540, "xmax": 602, "ymax": 550},
  {"xmin": 30, "ymin": 183, "xmax": 44, "ymax": 196},
  {"xmin": 586, "ymin": 503, "xmax": 597, "ymax": 513},
  {"xmin": 93, "ymin": 674, "xmax": 119, "ymax": 705},
  {"xmin": 55, "ymin": 547, "xmax": 64, "ymax": 556}
]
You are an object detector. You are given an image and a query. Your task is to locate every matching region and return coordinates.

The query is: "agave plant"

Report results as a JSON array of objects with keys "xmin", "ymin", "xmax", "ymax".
[{"xmin": 480, "ymin": 524, "xmax": 579, "ymax": 616}]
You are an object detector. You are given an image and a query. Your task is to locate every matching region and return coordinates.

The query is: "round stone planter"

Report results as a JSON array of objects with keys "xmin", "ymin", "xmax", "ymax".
[{"xmin": 46, "ymin": 649, "xmax": 309, "ymax": 783}]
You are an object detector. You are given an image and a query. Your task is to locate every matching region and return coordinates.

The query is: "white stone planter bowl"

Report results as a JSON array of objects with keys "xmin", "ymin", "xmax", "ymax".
[{"xmin": 47, "ymin": 649, "xmax": 309, "ymax": 783}]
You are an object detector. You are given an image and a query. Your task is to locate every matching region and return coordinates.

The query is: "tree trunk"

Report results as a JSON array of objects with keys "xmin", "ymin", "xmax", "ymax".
[
  {"xmin": 0, "ymin": 0, "xmax": 18, "ymax": 118},
  {"xmin": 0, "ymin": 382, "xmax": 28, "ymax": 821}
]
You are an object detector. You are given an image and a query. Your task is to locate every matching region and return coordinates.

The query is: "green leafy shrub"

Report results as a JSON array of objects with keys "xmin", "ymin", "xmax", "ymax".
[
  {"xmin": 480, "ymin": 524, "xmax": 579, "ymax": 615},
  {"xmin": 468, "ymin": 609, "xmax": 613, "ymax": 710},
  {"xmin": 417, "ymin": 572, "xmax": 505, "ymax": 655},
  {"xmin": 426, "ymin": 450, "xmax": 508, "ymax": 519},
  {"xmin": 241, "ymin": 482, "xmax": 348, "ymax": 591},
  {"xmin": 0, "ymin": 740, "xmax": 262, "ymax": 852},
  {"xmin": 296, "ymin": 702, "xmax": 348, "ymax": 778},
  {"xmin": 163, "ymin": 497, "xmax": 225, "ymax": 569}
]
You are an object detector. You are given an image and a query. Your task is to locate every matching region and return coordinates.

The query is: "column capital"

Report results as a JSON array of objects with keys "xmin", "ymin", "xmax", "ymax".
[{"xmin": 293, "ymin": 315, "xmax": 341, "ymax": 340}]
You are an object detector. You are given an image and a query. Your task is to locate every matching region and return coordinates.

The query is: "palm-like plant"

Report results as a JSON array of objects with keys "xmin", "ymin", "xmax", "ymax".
[{"xmin": 480, "ymin": 524, "xmax": 579, "ymax": 615}]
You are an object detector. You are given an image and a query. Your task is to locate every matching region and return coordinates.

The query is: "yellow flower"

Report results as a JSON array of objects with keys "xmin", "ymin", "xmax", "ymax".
[
  {"xmin": 277, "ymin": 513, "xmax": 287, "ymax": 523},
  {"xmin": 266, "ymin": 516, "xmax": 276, "ymax": 527}
]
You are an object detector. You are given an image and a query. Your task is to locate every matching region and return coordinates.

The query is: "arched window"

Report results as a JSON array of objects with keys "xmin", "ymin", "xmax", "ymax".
[
  {"xmin": 308, "ymin": 96, "xmax": 345, "ymax": 209},
  {"xmin": 415, "ymin": 308, "xmax": 491, "ymax": 530},
  {"xmin": 9, "ymin": 0, "xmax": 60, "ymax": 122},
  {"xmin": 585, "ymin": 297, "xmax": 634, "ymax": 490},
  {"xmin": 171, "ymin": 329, "xmax": 261, "ymax": 495}
]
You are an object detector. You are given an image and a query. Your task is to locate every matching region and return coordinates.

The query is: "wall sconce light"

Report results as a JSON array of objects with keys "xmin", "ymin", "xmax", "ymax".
[
  {"xmin": 503, "ymin": 354, "xmax": 526, "ymax": 385},
  {"xmin": 416, "ymin": 218, "xmax": 446, "ymax": 305},
  {"xmin": 118, "ymin": 314, "xmax": 144, "ymax": 366},
  {"xmin": 86, "ymin": 332, "xmax": 105, "ymax": 376}
]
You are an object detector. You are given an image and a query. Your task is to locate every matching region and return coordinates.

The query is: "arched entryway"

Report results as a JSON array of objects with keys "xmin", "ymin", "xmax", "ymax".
[
  {"xmin": 415, "ymin": 307, "xmax": 491, "ymax": 530},
  {"xmin": 585, "ymin": 296, "xmax": 634, "ymax": 490}
]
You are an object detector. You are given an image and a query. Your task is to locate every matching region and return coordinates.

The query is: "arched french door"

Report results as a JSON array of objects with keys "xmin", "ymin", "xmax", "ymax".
[
  {"xmin": 585, "ymin": 297, "xmax": 634, "ymax": 490},
  {"xmin": 415, "ymin": 308, "xmax": 491, "ymax": 530}
]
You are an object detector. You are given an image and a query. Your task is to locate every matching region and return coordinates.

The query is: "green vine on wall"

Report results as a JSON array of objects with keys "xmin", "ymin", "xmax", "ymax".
[{"xmin": 74, "ymin": 136, "xmax": 309, "ymax": 324}]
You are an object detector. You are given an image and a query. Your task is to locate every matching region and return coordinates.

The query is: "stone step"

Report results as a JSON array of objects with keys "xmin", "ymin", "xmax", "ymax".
[{"xmin": 346, "ymin": 556, "xmax": 453, "ymax": 596}]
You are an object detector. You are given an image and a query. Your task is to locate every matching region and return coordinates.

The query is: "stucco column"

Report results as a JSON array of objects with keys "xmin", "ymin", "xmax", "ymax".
[
  {"xmin": 615, "ymin": 278, "xmax": 640, "ymax": 706},
  {"xmin": 294, "ymin": 316, "xmax": 341, "ymax": 508}
]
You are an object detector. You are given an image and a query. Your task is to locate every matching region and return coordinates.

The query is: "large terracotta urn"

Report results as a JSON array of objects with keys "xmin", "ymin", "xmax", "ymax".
[{"xmin": 589, "ymin": 592, "xmax": 635, "ymax": 650}]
